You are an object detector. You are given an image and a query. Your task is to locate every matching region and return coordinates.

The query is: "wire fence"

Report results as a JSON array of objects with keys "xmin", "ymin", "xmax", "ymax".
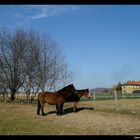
[{"xmin": 80, "ymin": 92, "xmax": 140, "ymax": 101}]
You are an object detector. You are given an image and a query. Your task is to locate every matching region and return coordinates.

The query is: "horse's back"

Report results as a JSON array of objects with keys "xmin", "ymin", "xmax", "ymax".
[{"xmin": 57, "ymin": 84, "xmax": 75, "ymax": 97}]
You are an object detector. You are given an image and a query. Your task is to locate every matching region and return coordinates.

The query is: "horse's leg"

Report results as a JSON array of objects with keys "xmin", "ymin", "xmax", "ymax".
[
  {"xmin": 73, "ymin": 101, "xmax": 77, "ymax": 112},
  {"xmin": 60, "ymin": 103, "xmax": 64, "ymax": 115},
  {"xmin": 56, "ymin": 104, "xmax": 59, "ymax": 116},
  {"xmin": 37, "ymin": 99, "xmax": 41, "ymax": 115},
  {"xmin": 56, "ymin": 104, "xmax": 58, "ymax": 114},
  {"xmin": 41, "ymin": 103, "xmax": 45, "ymax": 116},
  {"xmin": 56, "ymin": 103, "xmax": 63, "ymax": 116}
]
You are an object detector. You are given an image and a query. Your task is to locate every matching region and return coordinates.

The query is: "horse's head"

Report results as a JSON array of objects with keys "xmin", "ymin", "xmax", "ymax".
[{"xmin": 83, "ymin": 89, "xmax": 91, "ymax": 99}]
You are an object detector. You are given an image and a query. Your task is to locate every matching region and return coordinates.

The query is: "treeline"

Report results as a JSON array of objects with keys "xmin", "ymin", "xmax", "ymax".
[{"xmin": 0, "ymin": 27, "xmax": 72, "ymax": 102}]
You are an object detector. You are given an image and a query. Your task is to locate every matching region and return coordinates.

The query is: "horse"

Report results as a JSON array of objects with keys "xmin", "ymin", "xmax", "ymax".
[
  {"xmin": 56, "ymin": 88, "xmax": 91, "ymax": 114},
  {"xmin": 37, "ymin": 84, "xmax": 76, "ymax": 116}
]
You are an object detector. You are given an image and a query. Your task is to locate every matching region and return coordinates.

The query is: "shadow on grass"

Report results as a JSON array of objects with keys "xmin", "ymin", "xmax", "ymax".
[
  {"xmin": 63, "ymin": 107, "xmax": 94, "ymax": 115},
  {"xmin": 44, "ymin": 107, "xmax": 94, "ymax": 116}
]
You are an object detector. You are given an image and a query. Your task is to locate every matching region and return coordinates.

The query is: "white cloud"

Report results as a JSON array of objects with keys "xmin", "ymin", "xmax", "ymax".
[
  {"xmin": 31, "ymin": 5, "xmax": 80, "ymax": 20},
  {"xmin": 31, "ymin": 8, "xmax": 48, "ymax": 19},
  {"xmin": 5, "ymin": 5, "xmax": 80, "ymax": 28},
  {"xmin": 31, "ymin": 13, "xmax": 47, "ymax": 19}
]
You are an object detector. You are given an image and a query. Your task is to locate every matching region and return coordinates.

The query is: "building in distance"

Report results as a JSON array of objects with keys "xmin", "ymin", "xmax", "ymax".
[{"xmin": 122, "ymin": 81, "xmax": 140, "ymax": 94}]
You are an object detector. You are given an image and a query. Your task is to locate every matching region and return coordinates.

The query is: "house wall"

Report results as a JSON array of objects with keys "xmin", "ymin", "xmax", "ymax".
[{"xmin": 122, "ymin": 85, "xmax": 140, "ymax": 94}]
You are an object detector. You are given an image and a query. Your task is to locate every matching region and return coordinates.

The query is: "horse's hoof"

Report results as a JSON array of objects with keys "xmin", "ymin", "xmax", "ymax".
[{"xmin": 56, "ymin": 113, "xmax": 62, "ymax": 116}]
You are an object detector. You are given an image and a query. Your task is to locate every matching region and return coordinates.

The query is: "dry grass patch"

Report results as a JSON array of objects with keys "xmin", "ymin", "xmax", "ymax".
[{"xmin": 0, "ymin": 99, "xmax": 140, "ymax": 135}]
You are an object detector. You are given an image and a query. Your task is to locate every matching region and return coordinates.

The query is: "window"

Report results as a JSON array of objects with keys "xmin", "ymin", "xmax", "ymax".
[{"xmin": 123, "ymin": 90, "xmax": 126, "ymax": 93}]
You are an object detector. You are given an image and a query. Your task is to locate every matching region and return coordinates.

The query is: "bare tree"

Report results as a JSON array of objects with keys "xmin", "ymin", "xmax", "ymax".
[
  {"xmin": 0, "ymin": 28, "xmax": 26, "ymax": 100},
  {"xmin": 21, "ymin": 29, "xmax": 41, "ymax": 103},
  {"xmin": 60, "ymin": 63, "xmax": 73, "ymax": 87},
  {"xmin": 0, "ymin": 27, "xmax": 73, "ymax": 102},
  {"xmin": 37, "ymin": 35, "xmax": 73, "ymax": 92}
]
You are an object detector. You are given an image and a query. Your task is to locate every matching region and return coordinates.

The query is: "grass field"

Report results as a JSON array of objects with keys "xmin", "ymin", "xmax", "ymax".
[{"xmin": 0, "ymin": 99, "xmax": 140, "ymax": 135}]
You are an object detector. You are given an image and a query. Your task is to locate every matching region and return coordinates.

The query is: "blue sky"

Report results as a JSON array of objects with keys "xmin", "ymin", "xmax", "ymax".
[{"xmin": 1, "ymin": 5, "xmax": 140, "ymax": 89}]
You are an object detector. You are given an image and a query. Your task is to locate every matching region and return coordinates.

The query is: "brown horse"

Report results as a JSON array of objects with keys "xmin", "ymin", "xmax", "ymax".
[
  {"xmin": 57, "ymin": 89, "xmax": 91, "ymax": 114},
  {"xmin": 37, "ymin": 84, "xmax": 75, "ymax": 116}
]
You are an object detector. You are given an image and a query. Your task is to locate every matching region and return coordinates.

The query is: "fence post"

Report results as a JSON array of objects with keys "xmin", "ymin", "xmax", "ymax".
[
  {"xmin": 115, "ymin": 89, "xmax": 119, "ymax": 111},
  {"xmin": 122, "ymin": 93, "xmax": 125, "ymax": 100},
  {"xmin": 91, "ymin": 92, "xmax": 95, "ymax": 110},
  {"xmin": 93, "ymin": 92, "xmax": 96, "ymax": 101}
]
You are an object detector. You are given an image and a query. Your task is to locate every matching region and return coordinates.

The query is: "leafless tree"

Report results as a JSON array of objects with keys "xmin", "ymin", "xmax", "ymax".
[
  {"xmin": 0, "ymin": 27, "xmax": 73, "ymax": 102},
  {"xmin": 21, "ymin": 29, "xmax": 41, "ymax": 103},
  {"xmin": 37, "ymin": 35, "xmax": 73, "ymax": 92},
  {"xmin": 0, "ymin": 28, "xmax": 27, "ymax": 100}
]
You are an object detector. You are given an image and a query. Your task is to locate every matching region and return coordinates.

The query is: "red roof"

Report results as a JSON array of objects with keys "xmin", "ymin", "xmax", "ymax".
[{"xmin": 123, "ymin": 81, "xmax": 140, "ymax": 86}]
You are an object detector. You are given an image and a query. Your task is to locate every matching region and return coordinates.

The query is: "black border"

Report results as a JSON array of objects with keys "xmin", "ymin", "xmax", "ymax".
[
  {"xmin": 0, "ymin": 0, "xmax": 140, "ymax": 5},
  {"xmin": 0, "ymin": 1, "xmax": 140, "ymax": 139},
  {"xmin": 0, "ymin": 135, "xmax": 139, "ymax": 140}
]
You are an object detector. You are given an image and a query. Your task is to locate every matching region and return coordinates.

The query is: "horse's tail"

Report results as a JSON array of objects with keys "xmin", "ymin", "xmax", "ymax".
[{"xmin": 37, "ymin": 94, "xmax": 41, "ymax": 115}]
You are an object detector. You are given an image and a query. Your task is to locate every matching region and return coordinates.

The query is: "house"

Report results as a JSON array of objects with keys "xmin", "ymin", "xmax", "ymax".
[{"xmin": 122, "ymin": 81, "xmax": 140, "ymax": 94}]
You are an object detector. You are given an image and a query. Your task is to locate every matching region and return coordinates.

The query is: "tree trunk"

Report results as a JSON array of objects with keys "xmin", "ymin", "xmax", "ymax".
[{"xmin": 10, "ymin": 89, "xmax": 16, "ymax": 101}]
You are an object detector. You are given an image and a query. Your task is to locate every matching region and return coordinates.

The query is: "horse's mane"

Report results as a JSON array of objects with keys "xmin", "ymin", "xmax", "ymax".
[
  {"xmin": 58, "ymin": 84, "xmax": 75, "ymax": 92},
  {"xmin": 75, "ymin": 89, "xmax": 89, "ymax": 93},
  {"xmin": 57, "ymin": 84, "xmax": 75, "ymax": 96}
]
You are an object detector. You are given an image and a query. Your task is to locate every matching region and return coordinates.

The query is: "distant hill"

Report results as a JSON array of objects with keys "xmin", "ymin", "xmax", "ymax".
[{"xmin": 90, "ymin": 88, "xmax": 112, "ymax": 93}]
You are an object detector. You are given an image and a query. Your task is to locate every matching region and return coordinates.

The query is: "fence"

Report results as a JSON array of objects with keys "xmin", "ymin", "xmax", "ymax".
[
  {"xmin": 1, "ymin": 91, "xmax": 140, "ymax": 104},
  {"xmin": 0, "ymin": 92, "xmax": 38, "ymax": 104},
  {"xmin": 80, "ymin": 92, "xmax": 140, "ymax": 101},
  {"xmin": 79, "ymin": 91, "xmax": 140, "ymax": 112}
]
